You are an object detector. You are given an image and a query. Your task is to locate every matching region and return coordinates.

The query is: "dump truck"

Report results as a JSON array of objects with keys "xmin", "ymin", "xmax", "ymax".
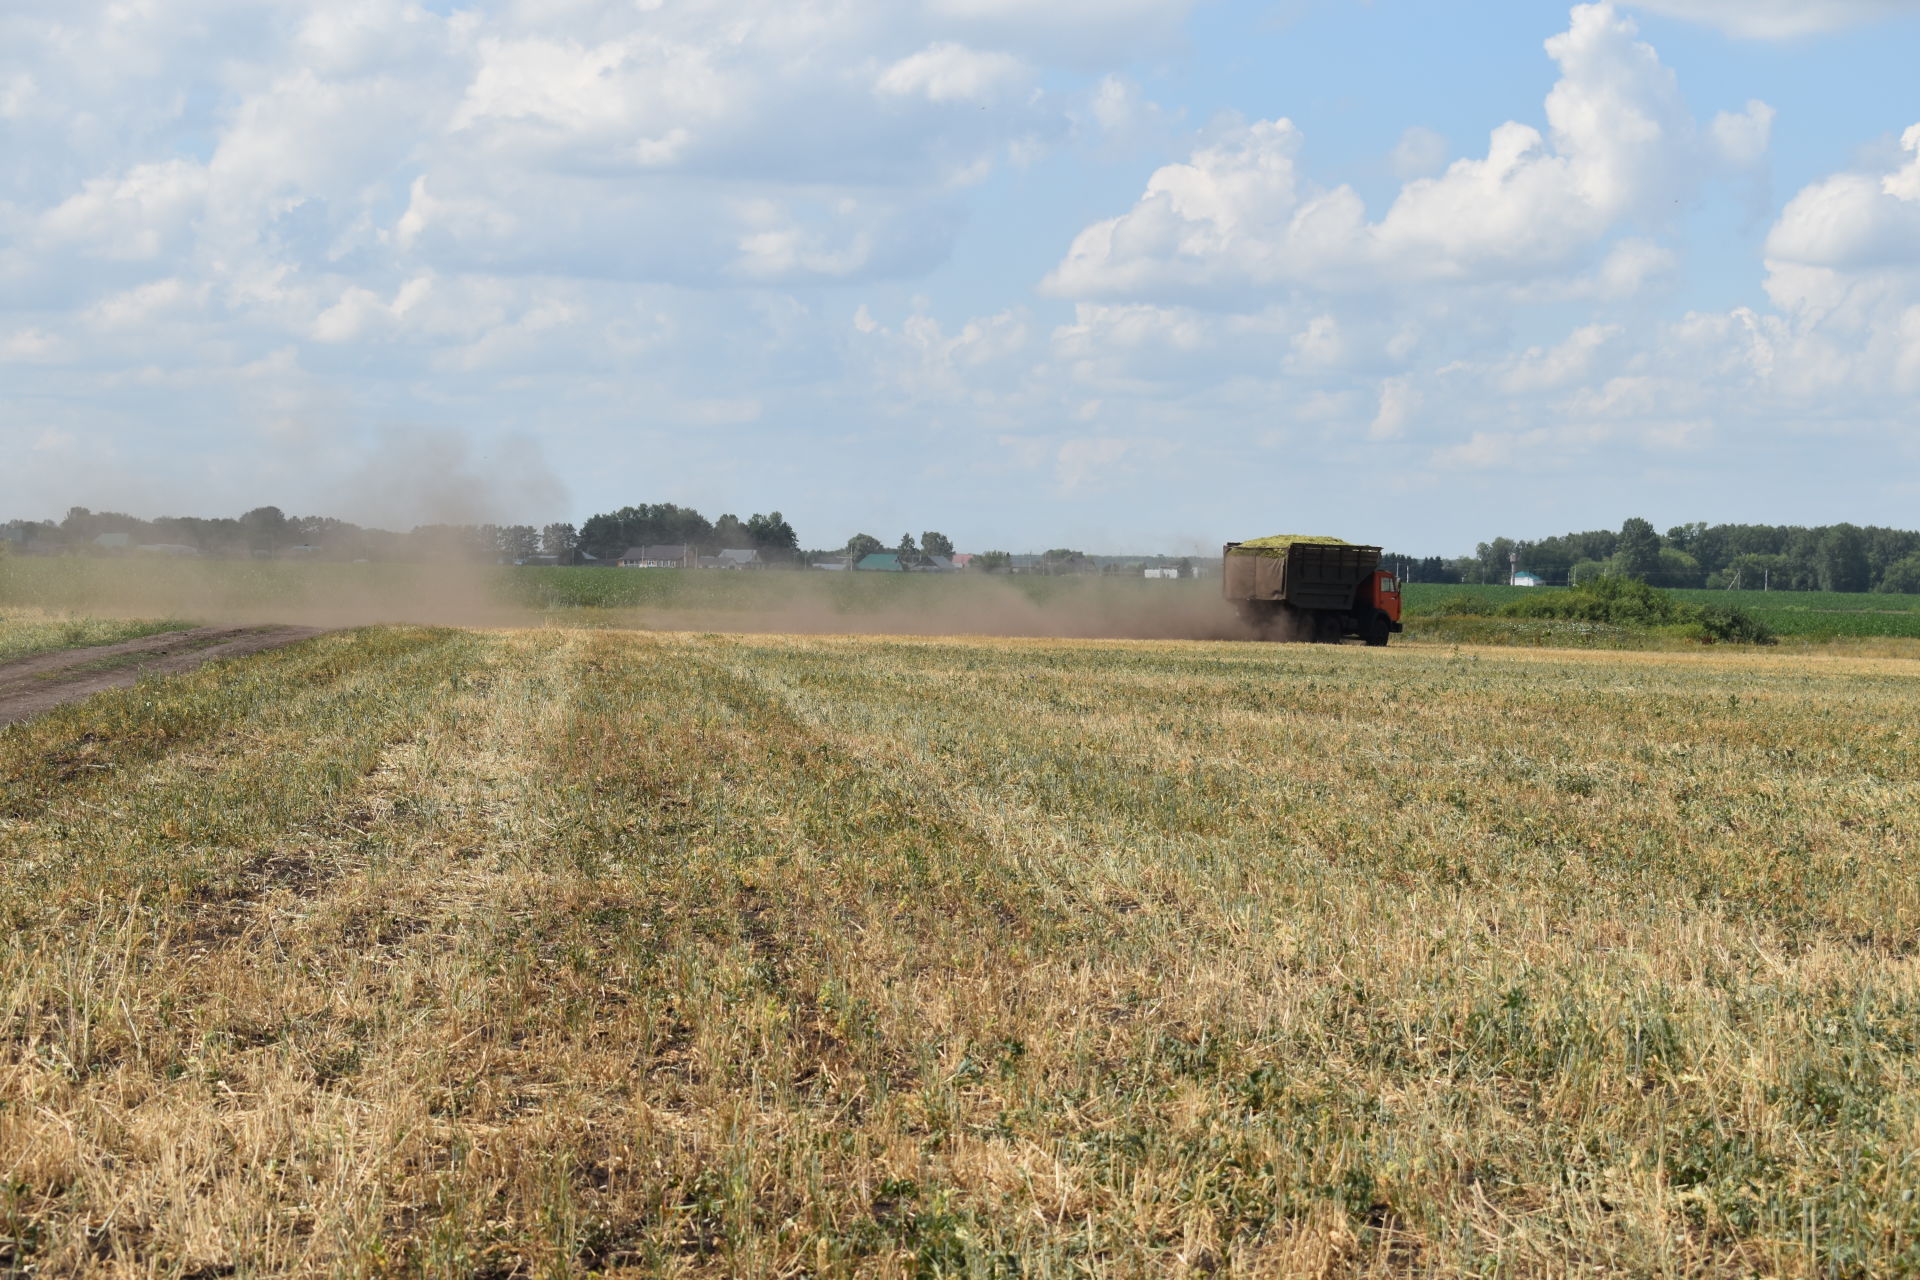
[{"xmin": 1223, "ymin": 536, "xmax": 1403, "ymax": 645}]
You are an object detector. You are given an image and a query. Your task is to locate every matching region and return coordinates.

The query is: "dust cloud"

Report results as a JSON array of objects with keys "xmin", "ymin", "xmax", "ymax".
[
  {"xmin": 577, "ymin": 576, "xmax": 1263, "ymax": 643},
  {"xmin": 3, "ymin": 424, "xmax": 569, "ymax": 629},
  {"xmin": 334, "ymin": 426, "xmax": 567, "ymax": 534},
  {"xmin": 1, "ymin": 560, "xmax": 1267, "ymax": 643}
]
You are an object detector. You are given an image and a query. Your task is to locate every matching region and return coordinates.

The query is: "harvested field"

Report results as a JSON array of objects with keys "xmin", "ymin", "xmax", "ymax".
[{"xmin": 1, "ymin": 626, "xmax": 1917, "ymax": 1276}]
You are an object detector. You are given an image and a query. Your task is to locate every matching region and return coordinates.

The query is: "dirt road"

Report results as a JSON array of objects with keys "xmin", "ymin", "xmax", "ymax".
[{"xmin": 0, "ymin": 625, "xmax": 327, "ymax": 728}]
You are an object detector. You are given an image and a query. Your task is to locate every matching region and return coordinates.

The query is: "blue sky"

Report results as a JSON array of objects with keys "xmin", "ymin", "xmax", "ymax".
[{"xmin": 4, "ymin": 0, "xmax": 1919, "ymax": 554}]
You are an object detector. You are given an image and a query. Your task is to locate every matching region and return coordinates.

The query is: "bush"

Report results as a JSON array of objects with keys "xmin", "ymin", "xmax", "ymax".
[
  {"xmin": 1686, "ymin": 603, "xmax": 1776, "ymax": 645},
  {"xmin": 1503, "ymin": 575, "xmax": 1674, "ymax": 625},
  {"xmin": 1499, "ymin": 576, "xmax": 1774, "ymax": 644}
]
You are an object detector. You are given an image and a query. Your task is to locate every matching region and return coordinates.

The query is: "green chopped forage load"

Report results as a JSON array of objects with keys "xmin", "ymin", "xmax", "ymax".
[{"xmin": 1228, "ymin": 534, "xmax": 1352, "ymax": 557}]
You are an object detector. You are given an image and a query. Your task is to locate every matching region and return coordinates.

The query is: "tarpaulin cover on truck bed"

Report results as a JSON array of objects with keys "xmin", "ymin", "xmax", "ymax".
[{"xmin": 1228, "ymin": 535, "xmax": 1351, "ymax": 558}]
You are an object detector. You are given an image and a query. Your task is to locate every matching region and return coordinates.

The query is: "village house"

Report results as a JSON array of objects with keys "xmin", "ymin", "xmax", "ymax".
[{"xmin": 617, "ymin": 545, "xmax": 691, "ymax": 568}]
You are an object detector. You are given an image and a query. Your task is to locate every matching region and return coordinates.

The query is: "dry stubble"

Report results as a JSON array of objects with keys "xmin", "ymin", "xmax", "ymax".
[{"xmin": 1, "ymin": 627, "xmax": 1917, "ymax": 1277}]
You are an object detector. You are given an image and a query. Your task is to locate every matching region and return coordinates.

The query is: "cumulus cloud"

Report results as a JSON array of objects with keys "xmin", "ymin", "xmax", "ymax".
[
  {"xmin": 1045, "ymin": 4, "xmax": 1771, "ymax": 302},
  {"xmin": 850, "ymin": 302, "xmax": 1036, "ymax": 403},
  {"xmin": 1490, "ymin": 324, "xmax": 1621, "ymax": 393},
  {"xmin": 0, "ymin": 328, "xmax": 68, "ymax": 363},
  {"xmin": 2, "ymin": 0, "xmax": 1105, "ymax": 320},
  {"xmin": 311, "ymin": 277, "xmax": 432, "ymax": 343},
  {"xmin": 85, "ymin": 279, "xmax": 204, "ymax": 332},
  {"xmin": 877, "ymin": 43, "xmax": 1030, "ymax": 104},
  {"xmin": 1765, "ymin": 124, "xmax": 1920, "ymax": 270},
  {"xmin": 38, "ymin": 160, "xmax": 208, "ymax": 262},
  {"xmin": 1748, "ymin": 123, "xmax": 1920, "ymax": 393}
]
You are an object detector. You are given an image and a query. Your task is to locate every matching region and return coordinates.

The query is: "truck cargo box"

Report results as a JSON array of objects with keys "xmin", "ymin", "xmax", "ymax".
[{"xmin": 1223, "ymin": 539, "xmax": 1381, "ymax": 612}]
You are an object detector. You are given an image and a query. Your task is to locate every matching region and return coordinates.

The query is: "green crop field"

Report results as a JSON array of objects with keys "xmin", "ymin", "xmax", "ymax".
[
  {"xmin": 3, "ymin": 616, "xmax": 1918, "ymax": 1276},
  {"xmin": 1406, "ymin": 582, "xmax": 1920, "ymax": 640}
]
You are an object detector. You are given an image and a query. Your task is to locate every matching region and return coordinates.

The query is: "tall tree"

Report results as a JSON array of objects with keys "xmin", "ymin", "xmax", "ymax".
[
  {"xmin": 1614, "ymin": 517, "xmax": 1662, "ymax": 580},
  {"xmin": 1665, "ymin": 522, "xmax": 1707, "ymax": 551},
  {"xmin": 541, "ymin": 523, "xmax": 578, "ymax": 558},
  {"xmin": 577, "ymin": 512, "xmax": 625, "ymax": 560},
  {"xmin": 746, "ymin": 512, "xmax": 798, "ymax": 556},
  {"xmin": 498, "ymin": 525, "xmax": 540, "ymax": 562},
  {"xmin": 920, "ymin": 530, "xmax": 953, "ymax": 558},
  {"xmin": 1814, "ymin": 524, "xmax": 1870, "ymax": 592},
  {"xmin": 577, "ymin": 504, "xmax": 715, "ymax": 559},
  {"xmin": 845, "ymin": 532, "xmax": 884, "ymax": 562},
  {"xmin": 1475, "ymin": 537, "xmax": 1519, "ymax": 583},
  {"xmin": 240, "ymin": 506, "xmax": 290, "ymax": 553}
]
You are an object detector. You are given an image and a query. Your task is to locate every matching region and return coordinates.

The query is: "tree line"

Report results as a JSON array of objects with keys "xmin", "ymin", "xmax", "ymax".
[
  {"xmin": 2, "ymin": 506, "xmax": 584, "ymax": 563},
  {"xmin": 5, "ymin": 504, "xmax": 988, "ymax": 571},
  {"xmin": 578, "ymin": 508, "xmax": 983, "ymax": 569},
  {"xmin": 576, "ymin": 504, "xmax": 799, "ymax": 562},
  {"xmin": 1393, "ymin": 518, "xmax": 1920, "ymax": 593}
]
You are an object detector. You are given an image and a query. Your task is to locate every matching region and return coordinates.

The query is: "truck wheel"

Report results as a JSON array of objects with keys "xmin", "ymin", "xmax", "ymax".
[
  {"xmin": 1364, "ymin": 611, "xmax": 1391, "ymax": 647},
  {"xmin": 1312, "ymin": 614, "xmax": 1343, "ymax": 644},
  {"xmin": 1236, "ymin": 601, "xmax": 1281, "ymax": 639}
]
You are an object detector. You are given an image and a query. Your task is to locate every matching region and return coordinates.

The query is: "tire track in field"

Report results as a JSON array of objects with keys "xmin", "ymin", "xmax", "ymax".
[
  {"xmin": 0, "ymin": 629, "xmax": 483, "ymax": 935},
  {"xmin": 0, "ymin": 625, "xmax": 327, "ymax": 728},
  {"xmin": 572, "ymin": 632, "xmax": 1050, "ymax": 962},
  {"xmin": 703, "ymin": 635, "xmax": 1211, "ymax": 946},
  {"xmin": 0, "ymin": 628, "xmax": 457, "ymax": 829}
]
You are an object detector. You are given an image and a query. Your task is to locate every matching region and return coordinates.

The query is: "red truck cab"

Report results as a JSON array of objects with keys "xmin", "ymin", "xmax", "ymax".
[
  {"xmin": 1359, "ymin": 570, "xmax": 1404, "ymax": 644},
  {"xmin": 1365, "ymin": 570, "xmax": 1403, "ymax": 625}
]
